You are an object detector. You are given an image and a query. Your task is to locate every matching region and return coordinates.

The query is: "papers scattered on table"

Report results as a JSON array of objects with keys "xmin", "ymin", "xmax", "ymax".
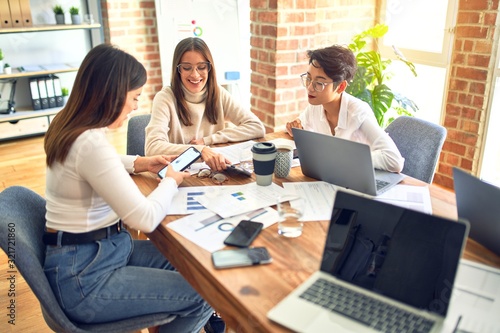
[
  {"xmin": 167, "ymin": 206, "xmax": 279, "ymax": 252},
  {"xmin": 168, "ymin": 185, "xmax": 235, "ymax": 215},
  {"xmin": 196, "ymin": 182, "xmax": 288, "ymax": 218},
  {"xmin": 374, "ymin": 184, "xmax": 432, "ymax": 214},
  {"xmin": 282, "ymin": 181, "xmax": 336, "ymax": 221},
  {"xmin": 444, "ymin": 259, "xmax": 500, "ymax": 332}
]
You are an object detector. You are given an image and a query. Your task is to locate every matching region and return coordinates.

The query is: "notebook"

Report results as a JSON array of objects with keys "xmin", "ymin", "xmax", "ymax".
[
  {"xmin": 453, "ymin": 167, "xmax": 500, "ymax": 256},
  {"xmin": 268, "ymin": 191, "xmax": 469, "ymax": 333},
  {"xmin": 292, "ymin": 128, "xmax": 404, "ymax": 196}
]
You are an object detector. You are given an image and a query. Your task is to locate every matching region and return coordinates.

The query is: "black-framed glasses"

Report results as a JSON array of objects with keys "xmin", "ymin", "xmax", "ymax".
[
  {"xmin": 197, "ymin": 168, "xmax": 228, "ymax": 185},
  {"xmin": 177, "ymin": 62, "xmax": 212, "ymax": 74},
  {"xmin": 300, "ymin": 73, "xmax": 335, "ymax": 92}
]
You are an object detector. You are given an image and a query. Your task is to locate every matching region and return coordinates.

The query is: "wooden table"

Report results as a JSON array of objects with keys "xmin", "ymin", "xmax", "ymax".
[{"xmin": 132, "ymin": 132, "xmax": 500, "ymax": 333}]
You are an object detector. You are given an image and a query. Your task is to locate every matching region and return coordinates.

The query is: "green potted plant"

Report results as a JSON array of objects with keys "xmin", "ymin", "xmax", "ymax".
[
  {"xmin": 61, "ymin": 87, "xmax": 69, "ymax": 104},
  {"xmin": 3, "ymin": 63, "xmax": 11, "ymax": 74},
  {"xmin": 69, "ymin": 6, "xmax": 81, "ymax": 25},
  {"xmin": 53, "ymin": 5, "xmax": 65, "ymax": 24},
  {"xmin": 346, "ymin": 24, "xmax": 418, "ymax": 127},
  {"xmin": 0, "ymin": 48, "xmax": 4, "ymax": 74}
]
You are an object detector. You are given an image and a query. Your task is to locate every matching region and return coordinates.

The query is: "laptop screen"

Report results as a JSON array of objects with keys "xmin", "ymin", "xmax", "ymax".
[{"xmin": 321, "ymin": 191, "xmax": 468, "ymax": 316}]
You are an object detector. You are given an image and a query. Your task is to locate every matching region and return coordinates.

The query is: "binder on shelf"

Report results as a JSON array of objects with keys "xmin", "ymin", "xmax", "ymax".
[
  {"xmin": 52, "ymin": 76, "xmax": 64, "ymax": 107},
  {"xmin": 37, "ymin": 77, "xmax": 49, "ymax": 109},
  {"xmin": 0, "ymin": 0, "xmax": 13, "ymax": 28},
  {"xmin": 29, "ymin": 78, "xmax": 41, "ymax": 110},
  {"xmin": 7, "ymin": 0, "xmax": 23, "ymax": 28},
  {"xmin": 45, "ymin": 76, "xmax": 57, "ymax": 108},
  {"xmin": 18, "ymin": 0, "xmax": 32, "ymax": 27}
]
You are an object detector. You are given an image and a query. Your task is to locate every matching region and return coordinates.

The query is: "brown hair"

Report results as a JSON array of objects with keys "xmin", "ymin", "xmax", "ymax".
[
  {"xmin": 44, "ymin": 44, "xmax": 147, "ymax": 166},
  {"xmin": 307, "ymin": 44, "xmax": 357, "ymax": 83},
  {"xmin": 170, "ymin": 37, "xmax": 219, "ymax": 126}
]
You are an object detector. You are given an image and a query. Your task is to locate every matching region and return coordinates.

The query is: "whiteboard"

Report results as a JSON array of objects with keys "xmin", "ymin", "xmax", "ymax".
[{"xmin": 155, "ymin": 0, "xmax": 250, "ymax": 106}]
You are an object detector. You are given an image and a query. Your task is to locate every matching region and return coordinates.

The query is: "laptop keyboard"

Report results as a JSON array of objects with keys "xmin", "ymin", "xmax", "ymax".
[
  {"xmin": 299, "ymin": 278, "xmax": 435, "ymax": 333},
  {"xmin": 376, "ymin": 179, "xmax": 390, "ymax": 190}
]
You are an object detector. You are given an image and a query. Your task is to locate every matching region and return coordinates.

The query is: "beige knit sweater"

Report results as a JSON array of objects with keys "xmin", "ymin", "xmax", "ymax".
[{"xmin": 145, "ymin": 85, "xmax": 265, "ymax": 156}]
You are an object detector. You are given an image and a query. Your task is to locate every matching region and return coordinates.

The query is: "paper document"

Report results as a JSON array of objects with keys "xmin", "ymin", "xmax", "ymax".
[
  {"xmin": 211, "ymin": 140, "xmax": 256, "ymax": 164},
  {"xmin": 196, "ymin": 182, "xmax": 287, "ymax": 218},
  {"xmin": 282, "ymin": 181, "xmax": 336, "ymax": 221},
  {"xmin": 444, "ymin": 259, "xmax": 500, "ymax": 332},
  {"xmin": 374, "ymin": 184, "xmax": 432, "ymax": 214},
  {"xmin": 168, "ymin": 185, "xmax": 235, "ymax": 215},
  {"xmin": 167, "ymin": 206, "xmax": 279, "ymax": 252}
]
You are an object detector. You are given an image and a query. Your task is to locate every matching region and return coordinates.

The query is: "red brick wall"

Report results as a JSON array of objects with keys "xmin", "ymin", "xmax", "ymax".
[
  {"xmin": 250, "ymin": 0, "xmax": 376, "ymax": 133},
  {"xmin": 100, "ymin": 0, "xmax": 161, "ymax": 114},
  {"xmin": 435, "ymin": 0, "xmax": 499, "ymax": 188}
]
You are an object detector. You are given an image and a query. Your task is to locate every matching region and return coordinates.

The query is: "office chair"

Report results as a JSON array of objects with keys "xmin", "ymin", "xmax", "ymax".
[
  {"xmin": 385, "ymin": 116, "xmax": 447, "ymax": 184},
  {"xmin": 0, "ymin": 186, "xmax": 176, "ymax": 333},
  {"xmin": 127, "ymin": 114, "xmax": 151, "ymax": 156}
]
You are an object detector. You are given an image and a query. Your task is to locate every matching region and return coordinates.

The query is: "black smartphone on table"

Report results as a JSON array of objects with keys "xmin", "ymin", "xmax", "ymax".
[
  {"xmin": 223, "ymin": 220, "xmax": 263, "ymax": 247},
  {"xmin": 158, "ymin": 146, "xmax": 201, "ymax": 178},
  {"xmin": 212, "ymin": 247, "xmax": 272, "ymax": 269}
]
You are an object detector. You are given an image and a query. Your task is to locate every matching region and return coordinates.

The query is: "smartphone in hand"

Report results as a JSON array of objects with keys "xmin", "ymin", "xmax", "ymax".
[
  {"xmin": 212, "ymin": 247, "xmax": 272, "ymax": 269},
  {"xmin": 158, "ymin": 146, "xmax": 201, "ymax": 179},
  {"xmin": 223, "ymin": 220, "xmax": 264, "ymax": 247}
]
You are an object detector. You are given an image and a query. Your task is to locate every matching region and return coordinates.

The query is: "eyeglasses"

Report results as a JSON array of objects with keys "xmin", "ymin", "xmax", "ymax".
[
  {"xmin": 300, "ymin": 73, "xmax": 335, "ymax": 92},
  {"xmin": 197, "ymin": 168, "xmax": 228, "ymax": 185},
  {"xmin": 177, "ymin": 62, "xmax": 212, "ymax": 74}
]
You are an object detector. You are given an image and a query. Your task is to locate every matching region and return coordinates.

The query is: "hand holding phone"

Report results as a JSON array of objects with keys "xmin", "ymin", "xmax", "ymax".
[
  {"xmin": 158, "ymin": 146, "xmax": 201, "ymax": 179},
  {"xmin": 223, "ymin": 220, "xmax": 263, "ymax": 247},
  {"xmin": 212, "ymin": 247, "xmax": 272, "ymax": 269}
]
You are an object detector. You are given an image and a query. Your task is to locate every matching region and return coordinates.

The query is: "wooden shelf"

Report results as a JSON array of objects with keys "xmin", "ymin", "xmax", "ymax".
[
  {"xmin": 0, "ymin": 23, "xmax": 101, "ymax": 34},
  {"xmin": 0, "ymin": 67, "xmax": 78, "ymax": 79},
  {"xmin": 0, "ymin": 108, "xmax": 62, "ymax": 123}
]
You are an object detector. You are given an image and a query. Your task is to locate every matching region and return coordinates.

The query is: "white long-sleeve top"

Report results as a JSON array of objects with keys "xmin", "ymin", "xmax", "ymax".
[
  {"xmin": 45, "ymin": 128, "xmax": 178, "ymax": 234},
  {"xmin": 298, "ymin": 93, "xmax": 405, "ymax": 173}
]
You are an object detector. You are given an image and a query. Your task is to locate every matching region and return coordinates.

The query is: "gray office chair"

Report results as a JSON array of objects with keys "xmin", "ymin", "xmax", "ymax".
[
  {"xmin": 127, "ymin": 114, "xmax": 151, "ymax": 156},
  {"xmin": 0, "ymin": 186, "xmax": 176, "ymax": 333},
  {"xmin": 385, "ymin": 116, "xmax": 447, "ymax": 184}
]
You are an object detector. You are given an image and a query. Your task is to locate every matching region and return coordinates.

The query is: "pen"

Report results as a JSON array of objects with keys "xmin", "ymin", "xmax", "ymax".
[{"xmin": 452, "ymin": 315, "xmax": 462, "ymax": 333}]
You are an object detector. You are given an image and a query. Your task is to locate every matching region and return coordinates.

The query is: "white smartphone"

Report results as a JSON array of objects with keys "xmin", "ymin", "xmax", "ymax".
[
  {"xmin": 212, "ymin": 247, "xmax": 272, "ymax": 269},
  {"xmin": 158, "ymin": 146, "xmax": 201, "ymax": 178}
]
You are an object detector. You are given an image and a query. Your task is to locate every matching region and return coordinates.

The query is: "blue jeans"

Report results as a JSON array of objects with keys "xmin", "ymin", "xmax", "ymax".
[{"xmin": 43, "ymin": 230, "xmax": 213, "ymax": 333}]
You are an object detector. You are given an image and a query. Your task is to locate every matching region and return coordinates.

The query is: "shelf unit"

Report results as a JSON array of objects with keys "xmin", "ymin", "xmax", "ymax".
[{"xmin": 0, "ymin": 19, "xmax": 102, "ymax": 141}]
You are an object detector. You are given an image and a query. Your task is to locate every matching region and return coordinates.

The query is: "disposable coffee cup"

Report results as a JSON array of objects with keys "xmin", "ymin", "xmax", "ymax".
[{"xmin": 251, "ymin": 142, "xmax": 277, "ymax": 186}]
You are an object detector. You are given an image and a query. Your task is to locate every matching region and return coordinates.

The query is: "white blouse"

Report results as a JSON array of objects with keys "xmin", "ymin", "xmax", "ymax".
[
  {"xmin": 298, "ymin": 92, "xmax": 404, "ymax": 172},
  {"xmin": 45, "ymin": 128, "xmax": 178, "ymax": 234}
]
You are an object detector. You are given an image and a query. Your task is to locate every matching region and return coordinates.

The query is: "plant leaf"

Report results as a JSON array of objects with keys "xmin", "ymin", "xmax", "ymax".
[{"xmin": 372, "ymin": 84, "xmax": 394, "ymax": 126}]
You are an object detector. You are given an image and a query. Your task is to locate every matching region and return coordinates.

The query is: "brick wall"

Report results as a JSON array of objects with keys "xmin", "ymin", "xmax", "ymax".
[
  {"xmin": 435, "ymin": 0, "xmax": 499, "ymax": 188},
  {"xmin": 100, "ymin": 0, "xmax": 161, "ymax": 114},
  {"xmin": 250, "ymin": 0, "xmax": 376, "ymax": 133}
]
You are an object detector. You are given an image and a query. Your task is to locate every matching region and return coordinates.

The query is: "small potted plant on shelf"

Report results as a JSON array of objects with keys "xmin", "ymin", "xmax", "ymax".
[
  {"xmin": 0, "ymin": 48, "xmax": 4, "ymax": 74},
  {"xmin": 70, "ymin": 6, "xmax": 81, "ymax": 25},
  {"xmin": 61, "ymin": 87, "xmax": 69, "ymax": 104},
  {"xmin": 3, "ymin": 63, "xmax": 11, "ymax": 75},
  {"xmin": 53, "ymin": 5, "xmax": 65, "ymax": 25}
]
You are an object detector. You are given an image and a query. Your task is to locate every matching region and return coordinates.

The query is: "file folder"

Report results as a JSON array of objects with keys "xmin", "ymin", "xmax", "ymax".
[
  {"xmin": 0, "ymin": 0, "xmax": 12, "ymax": 28},
  {"xmin": 7, "ymin": 0, "xmax": 23, "ymax": 28},
  {"xmin": 52, "ymin": 76, "xmax": 64, "ymax": 107},
  {"xmin": 18, "ymin": 0, "xmax": 31, "ymax": 27},
  {"xmin": 45, "ymin": 76, "xmax": 57, "ymax": 108},
  {"xmin": 37, "ymin": 78, "xmax": 49, "ymax": 109},
  {"xmin": 29, "ymin": 78, "xmax": 41, "ymax": 110}
]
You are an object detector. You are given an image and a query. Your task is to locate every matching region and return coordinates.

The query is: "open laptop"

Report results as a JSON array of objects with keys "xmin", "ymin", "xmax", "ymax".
[
  {"xmin": 268, "ymin": 191, "xmax": 469, "ymax": 333},
  {"xmin": 453, "ymin": 167, "xmax": 500, "ymax": 256},
  {"xmin": 292, "ymin": 128, "xmax": 404, "ymax": 196}
]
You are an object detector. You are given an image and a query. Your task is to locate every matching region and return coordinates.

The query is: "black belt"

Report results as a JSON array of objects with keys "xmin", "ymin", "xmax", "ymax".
[{"xmin": 43, "ymin": 221, "xmax": 123, "ymax": 246}]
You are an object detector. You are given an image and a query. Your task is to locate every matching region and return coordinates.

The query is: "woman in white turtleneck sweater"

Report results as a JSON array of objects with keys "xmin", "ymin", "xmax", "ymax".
[{"xmin": 146, "ymin": 37, "xmax": 265, "ymax": 171}]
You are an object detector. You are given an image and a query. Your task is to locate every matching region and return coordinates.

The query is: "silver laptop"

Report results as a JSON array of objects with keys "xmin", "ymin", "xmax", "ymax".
[
  {"xmin": 292, "ymin": 128, "xmax": 404, "ymax": 196},
  {"xmin": 268, "ymin": 191, "xmax": 469, "ymax": 333},
  {"xmin": 453, "ymin": 167, "xmax": 500, "ymax": 256}
]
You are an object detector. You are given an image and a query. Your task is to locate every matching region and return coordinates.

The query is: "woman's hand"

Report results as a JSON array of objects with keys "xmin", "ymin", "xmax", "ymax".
[
  {"xmin": 163, "ymin": 164, "xmax": 191, "ymax": 186},
  {"xmin": 285, "ymin": 118, "xmax": 303, "ymax": 137},
  {"xmin": 200, "ymin": 147, "xmax": 231, "ymax": 171},
  {"xmin": 190, "ymin": 138, "xmax": 205, "ymax": 145},
  {"xmin": 134, "ymin": 155, "xmax": 177, "ymax": 174}
]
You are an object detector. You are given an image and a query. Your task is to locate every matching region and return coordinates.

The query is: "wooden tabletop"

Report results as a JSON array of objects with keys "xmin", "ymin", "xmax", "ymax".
[{"xmin": 132, "ymin": 132, "xmax": 500, "ymax": 333}]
